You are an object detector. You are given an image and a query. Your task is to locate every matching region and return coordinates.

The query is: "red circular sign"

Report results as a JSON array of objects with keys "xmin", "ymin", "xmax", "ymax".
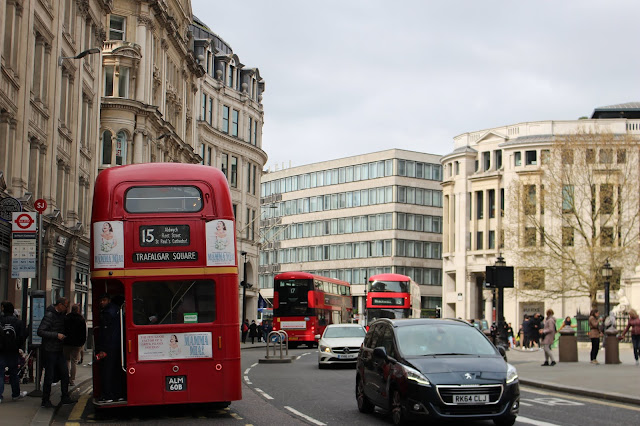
[
  {"xmin": 35, "ymin": 198, "xmax": 47, "ymax": 213},
  {"xmin": 15, "ymin": 213, "xmax": 35, "ymax": 229}
]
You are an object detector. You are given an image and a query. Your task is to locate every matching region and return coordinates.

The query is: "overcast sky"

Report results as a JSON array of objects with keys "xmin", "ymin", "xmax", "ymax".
[{"xmin": 191, "ymin": 0, "xmax": 640, "ymax": 169}]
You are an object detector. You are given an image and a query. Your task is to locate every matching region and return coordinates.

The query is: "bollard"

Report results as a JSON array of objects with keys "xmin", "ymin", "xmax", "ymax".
[
  {"xmin": 558, "ymin": 329, "xmax": 578, "ymax": 362},
  {"xmin": 604, "ymin": 328, "xmax": 621, "ymax": 364},
  {"xmin": 260, "ymin": 330, "xmax": 293, "ymax": 364}
]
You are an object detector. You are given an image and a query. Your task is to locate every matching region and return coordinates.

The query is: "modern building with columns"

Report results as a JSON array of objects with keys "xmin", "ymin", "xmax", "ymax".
[{"xmin": 441, "ymin": 103, "xmax": 640, "ymax": 326}]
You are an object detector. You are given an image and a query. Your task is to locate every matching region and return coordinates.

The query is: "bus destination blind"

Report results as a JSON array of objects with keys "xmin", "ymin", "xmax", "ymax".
[
  {"xmin": 133, "ymin": 251, "xmax": 198, "ymax": 262},
  {"xmin": 140, "ymin": 225, "xmax": 190, "ymax": 247}
]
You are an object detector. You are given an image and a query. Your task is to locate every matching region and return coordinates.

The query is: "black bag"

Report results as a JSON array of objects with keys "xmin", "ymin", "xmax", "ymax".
[{"xmin": 0, "ymin": 320, "xmax": 18, "ymax": 353}]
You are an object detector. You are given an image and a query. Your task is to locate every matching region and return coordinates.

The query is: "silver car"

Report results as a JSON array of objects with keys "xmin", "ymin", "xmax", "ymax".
[{"xmin": 317, "ymin": 324, "xmax": 367, "ymax": 368}]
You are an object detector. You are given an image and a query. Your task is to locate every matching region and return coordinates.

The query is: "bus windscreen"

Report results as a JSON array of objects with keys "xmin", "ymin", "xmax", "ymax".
[
  {"xmin": 275, "ymin": 279, "xmax": 313, "ymax": 316},
  {"xmin": 125, "ymin": 186, "xmax": 203, "ymax": 213},
  {"xmin": 369, "ymin": 280, "xmax": 410, "ymax": 293}
]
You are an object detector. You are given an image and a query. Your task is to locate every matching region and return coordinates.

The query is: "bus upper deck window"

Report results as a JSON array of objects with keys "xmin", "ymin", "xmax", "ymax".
[{"xmin": 125, "ymin": 186, "xmax": 203, "ymax": 213}]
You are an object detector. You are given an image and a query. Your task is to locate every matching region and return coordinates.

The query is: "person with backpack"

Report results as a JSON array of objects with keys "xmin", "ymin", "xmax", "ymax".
[
  {"xmin": 0, "ymin": 301, "xmax": 27, "ymax": 403},
  {"xmin": 241, "ymin": 319, "xmax": 249, "ymax": 344}
]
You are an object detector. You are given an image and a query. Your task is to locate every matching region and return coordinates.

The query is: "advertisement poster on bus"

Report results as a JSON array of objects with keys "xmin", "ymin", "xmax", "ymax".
[
  {"xmin": 205, "ymin": 219, "xmax": 235, "ymax": 266},
  {"xmin": 138, "ymin": 332, "xmax": 213, "ymax": 361},
  {"xmin": 93, "ymin": 221, "xmax": 124, "ymax": 268}
]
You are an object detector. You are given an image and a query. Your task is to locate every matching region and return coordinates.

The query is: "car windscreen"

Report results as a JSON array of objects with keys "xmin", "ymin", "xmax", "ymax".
[
  {"xmin": 396, "ymin": 323, "xmax": 498, "ymax": 357},
  {"xmin": 323, "ymin": 327, "xmax": 366, "ymax": 338}
]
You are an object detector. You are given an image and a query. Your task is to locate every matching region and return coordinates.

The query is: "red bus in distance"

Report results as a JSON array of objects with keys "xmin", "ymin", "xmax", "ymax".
[
  {"xmin": 272, "ymin": 272, "xmax": 352, "ymax": 348},
  {"xmin": 366, "ymin": 273, "xmax": 421, "ymax": 323},
  {"xmin": 90, "ymin": 163, "xmax": 240, "ymax": 408}
]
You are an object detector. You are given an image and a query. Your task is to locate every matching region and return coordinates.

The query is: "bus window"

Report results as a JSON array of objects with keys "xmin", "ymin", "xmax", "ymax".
[
  {"xmin": 125, "ymin": 186, "xmax": 203, "ymax": 213},
  {"xmin": 131, "ymin": 280, "xmax": 216, "ymax": 325}
]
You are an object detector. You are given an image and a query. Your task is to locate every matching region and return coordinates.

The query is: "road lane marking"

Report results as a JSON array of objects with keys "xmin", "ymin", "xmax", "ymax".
[
  {"xmin": 68, "ymin": 394, "xmax": 91, "ymax": 421},
  {"xmin": 519, "ymin": 401, "xmax": 533, "ymax": 406},
  {"xmin": 254, "ymin": 388, "xmax": 274, "ymax": 400},
  {"xmin": 251, "ymin": 362, "xmax": 258, "ymax": 367},
  {"xmin": 284, "ymin": 406, "xmax": 326, "ymax": 425},
  {"xmin": 522, "ymin": 386, "xmax": 640, "ymax": 411},
  {"xmin": 244, "ymin": 375, "xmax": 252, "ymax": 384},
  {"xmin": 521, "ymin": 397, "xmax": 583, "ymax": 406},
  {"xmin": 517, "ymin": 416, "xmax": 561, "ymax": 426},
  {"xmin": 244, "ymin": 368, "xmax": 251, "ymax": 375}
]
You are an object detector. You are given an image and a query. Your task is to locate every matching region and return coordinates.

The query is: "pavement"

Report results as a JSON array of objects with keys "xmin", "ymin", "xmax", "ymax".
[{"xmin": 3, "ymin": 342, "xmax": 638, "ymax": 425}]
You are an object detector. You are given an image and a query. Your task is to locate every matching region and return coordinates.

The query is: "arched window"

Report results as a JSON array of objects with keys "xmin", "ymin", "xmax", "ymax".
[
  {"xmin": 101, "ymin": 130, "xmax": 112, "ymax": 164},
  {"xmin": 116, "ymin": 131, "xmax": 127, "ymax": 165}
]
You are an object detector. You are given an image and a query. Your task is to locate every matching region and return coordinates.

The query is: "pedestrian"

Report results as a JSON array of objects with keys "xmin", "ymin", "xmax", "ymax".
[
  {"xmin": 263, "ymin": 320, "xmax": 272, "ymax": 342},
  {"xmin": 63, "ymin": 304, "xmax": 86, "ymax": 386},
  {"xmin": 560, "ymin": 316, "xmax": 576, "ymax": 331},
  {"xmin": 249, "ymin": 320, "xmax": 258, "ymax": 344},
  {"xmin": 532, "ymin": 313, "xmax": 542, "ymax": 348},
  {"xmin": 257, "ymin": 321, "xmax": 264, "ymax": 343},
  {"xmin": 241, "ymin": 319, "xmax": 249, "ymax": 343},
  {"xmin": 540, "ymin": 309, "xmax": 557, "ymax": 366},
  {"xmin": 522, "ymin": 316, "xmax": 531, "ymax": 349},
  {"xmin": 95, "ymin": 294, "xmax": 124, "ymax": 402},
  {"xmin": 37, "ymin": 297, "xmax": 75, "ymax": 408},
  {"xmin": 588, "ymin": 309, "xmax": 602, "ymax": 364},
  {"xmin": 0, "ymin": 301, "xmax": 28, "ymax": 403},
  {"xmin": 621, "ymin": 308, "xmax": 640, "ymax": 366},
  {"xmin": 507, "ymin": 322, "xmax": 514, "ymax": 348}
]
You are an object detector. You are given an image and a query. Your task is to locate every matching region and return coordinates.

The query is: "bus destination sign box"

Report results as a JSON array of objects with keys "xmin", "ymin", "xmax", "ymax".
[
  {"xmin": 133, "ymin": 251, "xmax": 198, "ymax": 263},
  {"xmin": 140, "ymin": 225, "xmax": 190, "ymax": 247}
]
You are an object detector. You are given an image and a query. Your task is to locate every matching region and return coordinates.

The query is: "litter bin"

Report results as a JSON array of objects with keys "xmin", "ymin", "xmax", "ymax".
[
  {"xmin": 558, "ymin": 329, "xmax": 578, "ymax": 362},
  {"xmin": 604, "ymin": 329, "xmax": 621, "ymax": 364}
]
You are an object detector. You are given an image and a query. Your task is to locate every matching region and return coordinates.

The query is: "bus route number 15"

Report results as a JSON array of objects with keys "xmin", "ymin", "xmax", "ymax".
[{"xmin": 142, "ymin": 228, "xmax": 155, "ymax": 244}]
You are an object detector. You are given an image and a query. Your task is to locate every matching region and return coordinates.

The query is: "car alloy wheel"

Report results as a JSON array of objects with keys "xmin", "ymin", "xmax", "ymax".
[
  {"xmin": 356, "ymin": 375, "xmax": 374, "ymax": 413},
  {"xmin": 391, "ymin": 389, "xmax": 406, "ymax": 425}
]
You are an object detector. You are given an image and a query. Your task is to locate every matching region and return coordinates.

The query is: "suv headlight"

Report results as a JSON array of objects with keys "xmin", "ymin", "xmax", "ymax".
[
  {"xmin": 319, "ymin": 345, "xmax": 331, "ymax": 353},
  {"xmin": 506, "ymin": 363, "xmax": 518, "ymax": 384},
  {"xmin": 403, "ymin": 364, "xmax": 431, "ymax": 386}
]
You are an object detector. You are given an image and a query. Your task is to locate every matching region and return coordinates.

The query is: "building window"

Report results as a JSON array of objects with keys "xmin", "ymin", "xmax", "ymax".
[
  {"xmin": 222, "ymin": 106, "xmax": 229, "ymax": 133},
  {"xmin": 116, "ymin": 131, "xmax": 127, "ymax": 165},
  {"xmin": 109, "ymin": 15, "xmax": 126, "ymax": 40},
  {"xmin": 483, "ymin": 152, "xmax": 490, "ymax": 171},
  {"xmin": 221, "ymin": 154, "xmax": 228, "ymax": 177},
  {"xmin": 201, "ymin": 94, "xmax": 206, "ymax": 120},
  {"xmin": 514, "ymin": 152, "xmax": 521, "ymax": 166},
  {"xmin": 520, "ymin": 269, "xmax": 545, "ymax": 290},
  {"xmin": 495, "ymin": 150, "xmax": 503, "ymax": 169},
  {"xmin": 586, "ymin": 149, "xmax": 595, "ymax": 164},
  {"xmin": 101, "ymin": 130, "xmax": 112, "ymax": 164},
  {"xmin": 455, "ymin": 161, "xmax": 460, "ymax": 175},
  {"xmin": 601, "ymin": 227, "xmax": 614, "ymax": 247},
  {"xmin": 476, "ymin": 232, "xmax": 483, "ymax": 250},
  {"xmin": 524, "ymin": 185, "xmax": 536, "ymax": 215},
  {"xmin": 118, "ymin": 67, "xmax": 129, "ymax": 98},
  {"xmin": 488, "ymin": 230, "xmax": 495, "ymax": 249},
  {"xmin": 232, "ymin": 109, "xmax": 239, "ymax": 136},
  {"xmin": 562, "ymin": 185, "xmax": 574, "ymax": 213},
  {"xmin": 541, "ymin": 149, "xmax": 550, "ymax": 164},
  {"xmin": 524, "ymin": 227, "xmax": 536, "ymax": 247},
  {"xmin": 525, "ymin": 150, "xmax": 537, "ymax": 165},
  {"xmin": 208, "ymin": 97, "xmax": 213, "ymax": 125},
  {"xmin": 617, "ymin": 149, "xmax": 626, "ymax": 163},
  {"xmin": 488, "ymin": 189, "xmax": 496, "ymax": 218},
  {"xmin": 230, "ymin": 156, "xmax": 238, "ymax": 187},
  {"xmin": 600, "ymin": 184, "xmax": 614, "ymax": 214},
  {"xmin": 562, "ymin": 149, "xmax": 574, "ymax": 165},
  {"xmin": 599, "ymin": 149, "xmax": 613, "ymax": 164},
  {"xmin": 562, "ymin": 227, "xmax": 574, "ymax": 247},
  {"xmin": 476, "ymin": 191, "xmax": 483, "ymax": 219}
]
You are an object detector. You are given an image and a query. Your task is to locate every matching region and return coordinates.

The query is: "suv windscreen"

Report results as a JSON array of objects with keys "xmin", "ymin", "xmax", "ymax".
[{"xmin": 396, "ymin": 323, "xmax": 497, "ymax": 357}]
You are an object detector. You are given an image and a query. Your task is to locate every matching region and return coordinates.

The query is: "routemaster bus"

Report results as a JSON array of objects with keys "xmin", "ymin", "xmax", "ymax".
[
  {"xmin": 90, "ymin": 163, "xmax": 241, "ymax": 408},
  {"xmin": 272, "ymin": 272, "xmax": 352, "ymax": 348},
  {"xmin": 366, "ymin": 273, "xmax": 421, "ymax": 322}
]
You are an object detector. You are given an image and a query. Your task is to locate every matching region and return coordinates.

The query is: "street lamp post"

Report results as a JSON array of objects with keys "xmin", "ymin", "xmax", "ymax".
[
  {"xmin": 363, "ymin": 277, "xmax": 368, "ymax": 327},
  {"xmin": 58, "ymin": 47, "xmax": 101, "ymax": 66},
  {"xmin": 241, "ymin": 251, "xmax": 250, "ymax": 323},
  {"xmin": 494, "ymin": 255, "xmax": 507, "ymax": 348},
  {"xmin": 601, "ymin": 259, "xmax": 613, "ymax": 346}
]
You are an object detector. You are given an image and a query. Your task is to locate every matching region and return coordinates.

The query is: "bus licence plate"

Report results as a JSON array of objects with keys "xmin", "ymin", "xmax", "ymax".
[
  {"xmin": 166, "ymin": 375, "xmax": 187, "ymax": 392},
  {"xmin": 454, "ymin": 394, "xmax": 488, "ymax": 404}
]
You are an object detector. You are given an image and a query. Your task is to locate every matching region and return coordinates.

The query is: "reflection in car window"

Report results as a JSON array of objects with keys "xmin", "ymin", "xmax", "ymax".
[
  {"xmin": 397, "ymin": 323, "xmax": 497, "ymax": 357},
  {"xmin": 324, "ymin": 326, "xmax": 366, "ymax": 338},
  {"xmin": 381, "ymin": 326, "xmax": 396, "ymax": 358},
  {"xmin": 368, "ymin": 324, "xmax": 384, "ymax": 349}
]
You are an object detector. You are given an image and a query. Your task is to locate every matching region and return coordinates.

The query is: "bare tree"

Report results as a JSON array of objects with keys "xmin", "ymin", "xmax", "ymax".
[{"xmin": 505, "ymin": 129, "xmax": 640, "ymax": 307}]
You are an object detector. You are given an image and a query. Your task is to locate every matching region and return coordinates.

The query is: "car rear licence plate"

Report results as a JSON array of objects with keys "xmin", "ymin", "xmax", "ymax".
[
  {"xmin": 166, "ymin": 375, "xmax": 187, "ymax": 392},
  {"xmin": 337, "ymin": 354, "xmax": 356, "ymax": 359},
  {"xmin": 454, "ymin": 394, "xmax": 488, "ymax": 404}
]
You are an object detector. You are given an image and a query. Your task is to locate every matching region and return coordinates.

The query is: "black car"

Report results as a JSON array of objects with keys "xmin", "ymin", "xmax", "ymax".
[{"xmin": 355, "ymin": 318, "xmax": 519, "ymax": 425}]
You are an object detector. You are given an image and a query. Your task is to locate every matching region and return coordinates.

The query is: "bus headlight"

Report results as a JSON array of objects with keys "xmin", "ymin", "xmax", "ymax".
[
  {"xmin": 320, "ymin": 345, "xmax": 331, "ymax": 353},
  {"xmin": 506, "ymin": 363, "xmax": 518, "ymax": 384}
]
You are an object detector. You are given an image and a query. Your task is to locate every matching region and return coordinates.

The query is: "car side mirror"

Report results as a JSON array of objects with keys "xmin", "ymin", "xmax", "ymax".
[
  {"xmin": 497, "ymin": 346, "xmax": 507, "ymax": 362},
  {"xmin": 314, "ymin": 334, "xmax": 321, "ymax": 340},
  {"xmin": 373, "ymin": 346, "xmax": 388, "ymax": 360}
]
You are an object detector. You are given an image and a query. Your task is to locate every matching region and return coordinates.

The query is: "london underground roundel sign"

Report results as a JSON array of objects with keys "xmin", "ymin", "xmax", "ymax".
[{"xmin": 12, "ymin": 212, "xmax": 36, "ymax": 232}]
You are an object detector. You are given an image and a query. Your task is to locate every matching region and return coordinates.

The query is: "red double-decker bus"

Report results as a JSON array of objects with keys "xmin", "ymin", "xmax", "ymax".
[
  {"xmin": 366, "ymin": 273, "xmax": 421, "ymax": 323},
  {"xmin": 90, "ymin": 163, "xmax": 240, "ymax": 408},
  {"xmin": 272, "ymin": 272, "xmax": 352, "ymax": 348}
]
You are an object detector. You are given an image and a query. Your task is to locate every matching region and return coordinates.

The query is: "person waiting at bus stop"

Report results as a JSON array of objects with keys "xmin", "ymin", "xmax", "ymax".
[
  {"xmin": 95, "ymin": 294, "xmax": 124, "ymax": 402},
  {"xmin": 37, "ymin": 297, "xmax": 75, "ymax": 408}
]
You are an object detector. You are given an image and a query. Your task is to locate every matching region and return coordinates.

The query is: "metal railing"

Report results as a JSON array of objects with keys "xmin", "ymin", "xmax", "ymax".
[{"xmin": 265, "ymin": 330, "xmax": 289, "ymax": 359}]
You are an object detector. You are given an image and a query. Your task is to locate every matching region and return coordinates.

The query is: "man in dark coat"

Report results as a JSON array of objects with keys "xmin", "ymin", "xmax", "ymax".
[
  {"xmin": 0, "ymin": 301, "xmax": 27, "ymax": 402},
  {"xmin": 37, "ymin": 297, "xmax": 75, "ymax": 407},
  {"xmin": 249, "ymin": 320, "xmax": 258, "ymax": 344},
  {"xmin": 63, "ymin": 304, "xmax": 87, "ymax": 386},
  {"xmin": 95, "ymin": 294, "xmax": 123, "ymax": 402}
]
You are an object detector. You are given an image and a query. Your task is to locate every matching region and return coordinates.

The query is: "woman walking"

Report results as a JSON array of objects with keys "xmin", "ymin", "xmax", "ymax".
[
  {"xmin": 588, "ymin": 309, "xmax": 602, "ymax": 364},
  {"xmin": 540, "ymin": 309, "xmax": 557, "ymax": 366},
  {"xmin": 621, "ymin": 309, "xmax": 640, "ymax": 366}
]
